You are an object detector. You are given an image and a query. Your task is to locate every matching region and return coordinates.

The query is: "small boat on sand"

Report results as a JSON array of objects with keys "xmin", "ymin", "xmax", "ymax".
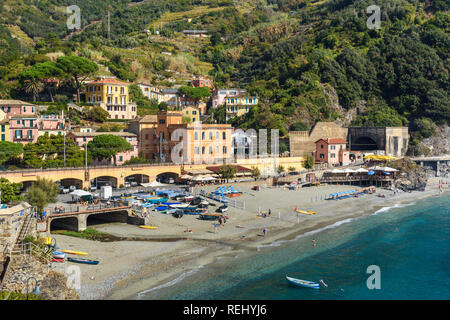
[
  {"xmin": 139, "ymin": 225, "xmax": 158, "ymax": 229},
  {"xmin": 52, "ymin": 251, "xmax": 66, "ymax": 259},
  {"xmin": 200, "ymin": 213, "xmax": 222, "ymax": 221},
  {"xmin": 62, "ymin": 250, "xmax": 88, "ymax": 256},
  {"xmin": 294, "ymin": 208, "xmax": 317, "ymax": 215},
  {"xmin": 286, "ymin": 276, "xmax": 320, "ymax": 289},
  {"xmin": 67, "ymin": 257, "xmax": 99, "ymax": 265}
]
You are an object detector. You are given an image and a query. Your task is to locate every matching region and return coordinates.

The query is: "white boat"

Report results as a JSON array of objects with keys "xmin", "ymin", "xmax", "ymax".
[{"xmin": 286, "ymin": 276, "xmax": 320, "ymax": 289}]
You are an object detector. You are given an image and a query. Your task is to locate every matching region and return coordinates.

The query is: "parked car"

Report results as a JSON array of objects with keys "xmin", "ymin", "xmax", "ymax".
[
  {"xmin": 124, "ymin": 182, "xmax": 131, "ymax": 188},
  {"xmin": 90, "ymin": 185, "xmax": 97, "ymax": 192},
  {"xmin": 69, "ymin": 185, "xmax": 76, "ymax": 192}
]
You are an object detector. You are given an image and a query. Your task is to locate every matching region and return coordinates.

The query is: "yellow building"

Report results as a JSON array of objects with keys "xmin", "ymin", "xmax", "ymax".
[
  {"xmin": 84, "ymin": 78, "xmax": 137, "ymax": 120},
  {"xmin": 181, "ymin": 106, "xmax": 201, "ymax": 123},
  {"xmin": 128, "ymin": 115, "xmax": 158, "ymax": 160},
  {"xmin": 0, "ymin": 109, "xmax": 10, "ymax": 142},
  {"xmin": 225, "ymin": 95, "xmax": 258, "ymax": 120}
]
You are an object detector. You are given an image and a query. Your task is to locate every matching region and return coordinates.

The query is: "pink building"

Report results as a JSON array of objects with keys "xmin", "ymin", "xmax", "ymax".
[
  {"xmin": 68, "ymin": 131, "xmax": 139, "ymax": 166},
  {"xmin": 315, "ymin": 138, "xmax": 350, "ymax": 167},
  {"xmin": 38, "ymin": 115, "xmax": 65, "ymax": 137},
  {"xmin": 9, "ymin": 115, "xmax": 39, "ymax": 144},
  {"xmin": 0, "ymin": 100, "xmax": 36, "ymax": 119}
]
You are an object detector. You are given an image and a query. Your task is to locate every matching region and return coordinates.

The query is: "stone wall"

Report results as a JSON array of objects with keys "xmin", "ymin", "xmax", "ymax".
[
  {"xmin": 0, "ymin": 203, "xmax": 32, "ymax": 261},
  {"xmin": 289, "ymin": 122, "xmax": 348, "ymax": 157}
]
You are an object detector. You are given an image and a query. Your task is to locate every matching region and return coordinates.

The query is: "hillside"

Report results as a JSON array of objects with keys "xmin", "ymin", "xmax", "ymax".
[{"xmin": 0, "ymin": 0, "xmax": 448, "ymax": 155}]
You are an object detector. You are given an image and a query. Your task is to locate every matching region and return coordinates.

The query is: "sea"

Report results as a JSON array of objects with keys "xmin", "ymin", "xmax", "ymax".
[{"xmin": 136, "ymin": 194, "xmax": 449, "ymax": 300}]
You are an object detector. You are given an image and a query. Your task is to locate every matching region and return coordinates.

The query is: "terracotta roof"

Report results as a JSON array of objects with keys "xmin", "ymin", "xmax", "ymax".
[
  {"xmin": 0, "ymin": 100, "xmax": 35, "ymax": 106},
  {"xmin": 316, "ymin": 138, "xmax": 347, "ymax": 144},
  {"xmin": 86, "ymin": 78, "xmax": 129, "ymax": 85}
]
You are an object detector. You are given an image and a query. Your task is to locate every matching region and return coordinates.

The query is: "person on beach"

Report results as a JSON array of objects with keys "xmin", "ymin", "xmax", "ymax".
[
  {"xmin": 268, "ymin": 209, "xmax": 271, "ymax": 216},
  {"xmin": 214, "ymin": 223, "xmax": 218, "ymax": 233},
  {"xmin": 263, "ymin": 227, "xmax": 268, "ymax": 236}
]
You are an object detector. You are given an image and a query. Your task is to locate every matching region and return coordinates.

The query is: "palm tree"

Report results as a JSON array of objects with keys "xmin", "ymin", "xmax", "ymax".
[{"xmin": 23, "ymin": 78, "xmax": 44, "ymax": 102}]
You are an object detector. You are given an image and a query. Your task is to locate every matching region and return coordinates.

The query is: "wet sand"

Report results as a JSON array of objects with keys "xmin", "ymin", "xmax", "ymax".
[{"xmin": 51, "ymin": 179, "xmax": 449, "ymax": 299}]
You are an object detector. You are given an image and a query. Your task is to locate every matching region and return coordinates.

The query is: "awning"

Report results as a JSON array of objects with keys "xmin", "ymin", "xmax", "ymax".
[
  {"xmin": 187, "ymin": 169, "xmax": 215, "ymax": 175},
  {"xmin": 355, "ymin": 168, "xmax": 369, "ymax": 173},
  {"xmin": 70, "ymin": 190, "xmax": 91, "ymax": 197},
  {"xmin": 140, "ymin": 181, "xmax": 168, "ymax": 187}
]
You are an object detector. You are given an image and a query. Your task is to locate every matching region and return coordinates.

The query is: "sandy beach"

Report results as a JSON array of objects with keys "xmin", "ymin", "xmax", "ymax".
[{"xmin": 50, "ymin": 178, "xmax": 449, "ymax": 300}]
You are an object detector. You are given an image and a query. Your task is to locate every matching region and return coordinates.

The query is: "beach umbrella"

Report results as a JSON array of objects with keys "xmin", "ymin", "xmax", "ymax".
[
  {"xmin": 381, "ymin": 167, "xmax": 398, "ymax": 172},
  {"xmin": 330, "ymin": 169, "xmax": 344, "ymax": 174},
  {"xmin": 355, "ymin": 168, "xmax": 369, "ymax": 173},
  {"xmin": 368, "ymin": 170, "xmax": 375, "ymax": 176}
]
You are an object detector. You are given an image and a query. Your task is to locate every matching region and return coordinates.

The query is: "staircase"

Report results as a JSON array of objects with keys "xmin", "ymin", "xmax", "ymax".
[{"xmin": 13, "ymin": 213, "xmax": 33, "ymax": 251}]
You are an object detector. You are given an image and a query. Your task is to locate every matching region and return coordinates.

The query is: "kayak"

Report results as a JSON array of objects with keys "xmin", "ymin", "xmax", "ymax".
[
  {"xmin": 139, "ymin": 225, "xmax": 158, "ymax": 229},
  {"xmin": 286, "ymin": 276, "xmax": 320, "ymax": 289},
  {"xmin": 295, "ymin": 209, "xmax": 317, "ymax": 215},
  {"xmin": 62, "ymin": 250, "xmax": 88, "ymax": 256},
  {"xmin": 52, "ymin": 251, "xmax": 66, "ymax": 259},
  {"xmin": 52, "ymin": 258, "xmax": 64, "ymax": 263},
  {"xmin": 67, "ymin": 257, "xmax": 99, "ymax": 265}
]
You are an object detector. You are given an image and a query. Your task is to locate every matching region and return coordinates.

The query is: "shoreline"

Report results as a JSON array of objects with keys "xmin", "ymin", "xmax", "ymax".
[{"xmin": 51, "ymin": 180, "xmax": 448, "ymax": 300}]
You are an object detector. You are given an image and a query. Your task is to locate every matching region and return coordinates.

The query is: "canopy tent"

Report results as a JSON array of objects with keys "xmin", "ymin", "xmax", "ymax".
[
  {"xmin": 343, "ymin": 168, "xmax": 356, "ymax": 173},
  {"xmin": 355, "ymin": 168, "xmax": 369, "ymax": 173},
  {"xmin": 70, "ymin": 189, "xmax": 91, "ymax": 197},
  {"xmin": 140, "ymin": 181, "xmax": 168, "ymax": 188},
  {"xmin": 368, "ymin": 166, "xmax": 398, "ymax": 172},
  {"xmin": 329, "ymin": 169, "xmax": 344, "ymax": 174},
  {"xmin": 180, "ymin": 175, "xmax": 193, "ymax": 180}
]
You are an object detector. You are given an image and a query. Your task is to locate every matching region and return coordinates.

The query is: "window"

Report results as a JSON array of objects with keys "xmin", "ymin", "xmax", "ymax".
[
  {"xmin": 222, "ymin": 132, "xmax": 226, "ymax": 140},
  {"xmin": 330, "ymin": 153, "xmax": 336, "ymax": 158},
  {"xmin": 27, "ymin": 130, "xmax": 33, "ymax": 139},
  {"xmin": 15, "ymin": 130, "xmax": 22, "ymax": 139},
  {"xmin": 194, "ymin": 147, "xmax": 199, "ymax": 154},
  {"xmin": 202, "ymin": 132, "xmax": 205, "ymax": 140},
  {"xmin": 320, "ymin": 154, "xmax": 324, "ymax": 159},
  {"xmin": 202, "ymin": 147, "xmax": 205, "ymax": 154},
  {"xmin": 216, "ymin": 131, "xmax": 219, "ymax": 139},
  {"xmin": 330, "ymin": 145, "xmax": 336, "ymax": 150},
  {"xmin": 1, "ymin": 134, "xmax": 5, "ymax": 141},
  {"xmin": 321, "ymin": 144, "xmax": 324, "ymax": 149},
  {"xmin": 209, "ymin": 146, "xmax": 212, "ymax": 154},
  {"xmin": 209, "ymin": 132, "xmax": 213, "ymax": 140},
  {"xmin": 1, "ymin": 125, "xmax": 4, "ymax": 132},
  {"xmin": 119, "ymin": 156, "xmax": 123, "ymax": 162},
  {"xmin": 223, "ymin": 146, "xmax": 227, "ymax": 154}
]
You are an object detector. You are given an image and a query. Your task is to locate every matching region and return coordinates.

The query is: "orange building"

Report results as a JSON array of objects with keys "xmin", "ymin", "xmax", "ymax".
[{"xmin": 153, "ymin": 111, "xmax": 233, "ymax": 164}]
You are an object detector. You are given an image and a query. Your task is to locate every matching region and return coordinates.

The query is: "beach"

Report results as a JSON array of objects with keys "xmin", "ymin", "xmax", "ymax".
[{"xmin": 50, "ymin": 178, "xmax": 449, "ymax": 300}]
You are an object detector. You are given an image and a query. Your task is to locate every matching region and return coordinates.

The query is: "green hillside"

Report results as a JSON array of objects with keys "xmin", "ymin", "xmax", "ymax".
[{"xmin": 0, "ymin": 0, "xmax": 448, "ymax": 155}]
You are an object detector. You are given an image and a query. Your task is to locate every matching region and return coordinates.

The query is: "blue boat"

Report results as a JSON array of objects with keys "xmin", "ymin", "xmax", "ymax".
[
  {"xmin": 68, "ymin": 257, "xmax": 99, "ymax": 265},
  {"xmin": 155, "ymin": 205, "xmax": 169, "ymax": 211},
  {"xmin": 286, "ymin": 276, "xmax": 320, "ymax": 289}
]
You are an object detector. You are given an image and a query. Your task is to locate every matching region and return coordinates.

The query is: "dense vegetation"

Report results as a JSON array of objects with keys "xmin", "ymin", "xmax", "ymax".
[{"xmin": 0, "ymin": 0, "xmax": 448, "ymax": 155}]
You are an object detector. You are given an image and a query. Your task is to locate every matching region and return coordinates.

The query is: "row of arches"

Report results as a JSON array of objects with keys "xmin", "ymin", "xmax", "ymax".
[
  {"xmin": 17, "ymin": 172, "xmax": 180, "ymax": 191},
  {"xmin": 49, "ymin": 211, "xmax": 129, "ymax": 232}
]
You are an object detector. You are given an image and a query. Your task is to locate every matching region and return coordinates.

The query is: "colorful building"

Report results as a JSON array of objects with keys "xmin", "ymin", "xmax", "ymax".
[
  {"xmin": 146, "ymin": 111, "xmax": 233, "ymax": 164},
  {"xmin": 225, "ymin": 95, "xmax": 258, "ymax": 120},
  {"xmin": 9, "ymin": 115, "xmax": 39, "ymax": 145},
  {"xmin": 314, "ymin": 138, "xmax": 350, "ymax": 167},
  {"xmin": 192, "ymin": 76, "xmax": 214, "ymax": 89},
  {"xmin": 67, "ymin": 131, "xmax": 139, "ymax": 166},
  {"xmin": 84, "ymin": 78, "xmax": 137, "ymax": 120},
  {"xmin": 0, "ymin": 100, "xmax": 36, "ymax": 119},
  {"xmin": 127, "ymin": 115, "xmax": 158, "ymax": 161},
  {"xmin": 181, "ymin": 106, "xmax": 201, "ymax": 123},
  {"xmin": 38, "ymin": 115, "xmax": 65, "ymax": 137},
  {"xmin": 137, "ymin": 83, "xmax": 163, "ymax": 102},
  {"xmin": 212, "ymin": 88, "xmax": 247, "ymax": 108},
  {"xmin": 0, "ymin": 109, "xmax": 10, "ymax": 142}
]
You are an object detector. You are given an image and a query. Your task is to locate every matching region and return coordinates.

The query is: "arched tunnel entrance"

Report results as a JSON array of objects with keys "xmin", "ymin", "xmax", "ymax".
[
  {"xmin": 156, "ymin": 172, "xmax": 179, "ymax": 184},
  {"xmin": 351, "ymin": 137, "xmax": 379, "ymax": 151},
  {"xmin": 58, "ymin": 178, "xmax": 83, "ymax": 189},
  {"xmin": 86, "ymin": 211, "xmax": 128, "ymax": 227},
  {"xmin": 50, "ymin": 217, "xmax": 78, "ymax": 232},
  {"xmin": 91, "ymin": 176, "xmax": 118, "ymax": 188},
  {"xmin": 126, "ymin": 174, "xmax": 149, "ymax": 186}
]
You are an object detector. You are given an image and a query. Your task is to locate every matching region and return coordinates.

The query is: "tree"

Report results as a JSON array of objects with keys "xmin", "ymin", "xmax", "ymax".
[
  {"xmin": 289, "ymin": 121, "xmax": 309, "ymax": 131},
  {"xmin": 277, "ymin": 165, "xmax": 285, "ymax": 174},
  {"xmin": 288, "ymin": 166, "xmax": 296, "ymax": 173},
  {"xmin": 56, "ymin": 55, "xmax": 99, "ymax": 103},
  {"xmin": 178, "ymin": 86, "xmax": 212, "ymax": 108},
  {"xmin": 0, "ymin": 141, "xmax": 23, "ymax": 166},
  {"xmin": 250, "ymin": 166, "xmax": 261, "ymax": 180},
  {"xmin": 0, "ymin": 178, "xmax": 23, "ymax": 204},
  {"xmin": 22, "ymin": 77, "xmax": 43, "ymax": 102},
  {"xmin": 304, "ymin": 154, "xmax": 315, "ymax": 169},
  {"xmin": 218, "ymin": 165, "xmax": 237, "ymax": 182},
  {"xmin": 87, "ymin": 134, "xmax": 132, "ymax": 165},
  {"xmin": 84, "ymin": 106, "xmax": 109, "ymax": 123},
  {"xmin": 25, "ymin": 177, "xmax": 59, "ymax": 215}
]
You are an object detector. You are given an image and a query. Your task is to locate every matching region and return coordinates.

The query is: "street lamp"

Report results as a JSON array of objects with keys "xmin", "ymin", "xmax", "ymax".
[{"xmin": 26, "ymin": 276, "xmax": 41, "ymax": 300}]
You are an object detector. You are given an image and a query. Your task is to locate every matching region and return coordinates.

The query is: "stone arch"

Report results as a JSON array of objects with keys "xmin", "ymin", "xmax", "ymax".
[
  {"xmin": 156, "ymin": 172, "xmax": 179, "ymax": 183},
  {"xmin": 86, "ymin": 211, "xmax": 128, "ymax": 227},
  {"xmin": 58, "ymin": 178, "xmax": 83, "ymax": 189},
  {"xmin": 125, "ymin": 174, "xmax": 149, "ymax": 185},
  {"xmin": 50, "ymin": 216, "xmax": 78, "ymax": 232},
  {"xmin": 90, "ymin": 176, "xmax": 118, "ymax": 188}
]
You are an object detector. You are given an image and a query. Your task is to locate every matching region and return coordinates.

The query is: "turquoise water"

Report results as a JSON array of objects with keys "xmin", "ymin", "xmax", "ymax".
[{"xmin": 138, "ymin": 194, "xmax": 450, "ymax": 300}]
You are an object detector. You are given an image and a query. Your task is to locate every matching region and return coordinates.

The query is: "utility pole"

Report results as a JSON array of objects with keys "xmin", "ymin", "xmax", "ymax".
[{"xmin": 62, "ymin": 110, "xmax": 66, "ymax": 167}]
